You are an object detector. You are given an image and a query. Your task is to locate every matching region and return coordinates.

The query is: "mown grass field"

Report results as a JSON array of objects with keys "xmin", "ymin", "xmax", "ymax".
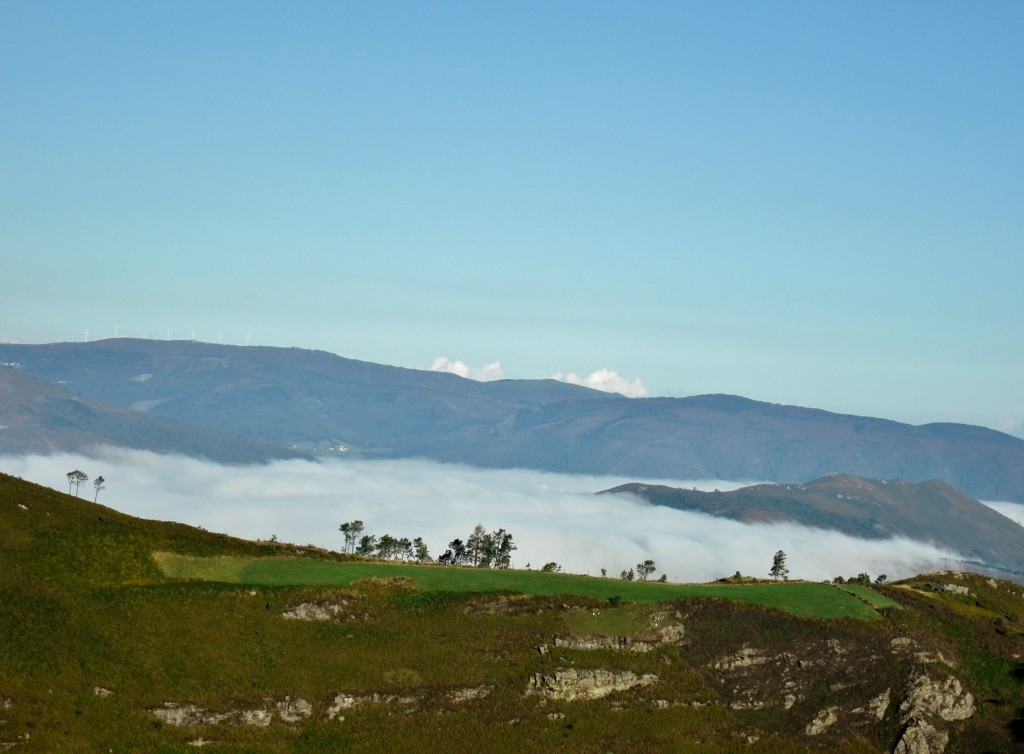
[{"xmin": 157, "ymin": 552, "xmax": 897, "ymax": 619}]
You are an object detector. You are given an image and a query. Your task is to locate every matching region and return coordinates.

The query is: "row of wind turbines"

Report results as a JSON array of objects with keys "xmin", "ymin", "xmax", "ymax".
[{"xmin": 82, "ymin": 328, "xmax": 253, "ymax": 347}]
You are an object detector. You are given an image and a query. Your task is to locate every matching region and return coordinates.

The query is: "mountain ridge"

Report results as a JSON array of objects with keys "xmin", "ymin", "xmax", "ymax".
[
  {"xmin": 601, "ymin": 474, "xmax": 1024, "ymax": 574},
  {"xmin": 1, "ymin": 339, "xmax": 1022, "ymax": 501}
]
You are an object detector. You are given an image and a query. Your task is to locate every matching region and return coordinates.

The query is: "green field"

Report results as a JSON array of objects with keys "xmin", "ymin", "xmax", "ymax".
[{"xmin": 156, "ymin": 552, "xmax": 898, "ymax": 619}]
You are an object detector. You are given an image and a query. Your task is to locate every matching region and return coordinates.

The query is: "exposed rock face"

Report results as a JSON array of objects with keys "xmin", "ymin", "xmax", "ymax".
[
  {"xmin": 151, "ymin": 703, "xmax": 272, "ymax": 727},
  {"xmin": 275, "ymin": 697, "xmax": 313, "ymax": 723},
  {"xmin": 445, "ymin": 686, "xmax": 492, "ymax": 704},
  {"xmin": 541, "ymin": 612, "xmax": 684, "ymax": 655},
  {"xmin": 552, "ymin": 635, "xmax": 652, "ymax": 652},
  {"xmin": 805, "ymin": 706, "xmax": 838, "ymax": 735},
  {"xmin": 926, "ymin": 583, "xmax": 970, "ymax": 596},
  {"xmin": 889, "ymin": 638, "xmax": 954, "ymax": 668},
  {"xmin": 869, "ymin": 689, "xmax": 892, "ymax": 721},
  {"xmin": 326, "ymin": 692, "xmax": 419, "ymax": 720},
  {"xmin": 281, "ymin": 601, "xmax": 366, "ymax": 621},
  {"xmin": 527, "ymin": 669, "xmax": 657, "ymax": 701},
  {"xmin": 900, "ymin": 674, "xmax": 975, "ymax": 722},
  {"xmin": 888, "ymin": 673, "xmax": 975, "ymax": 754},
  {"xmin": 893, "ymin": 718, "xmax": 949, "ymax": 754},
  {"xmin": 713, "ymin": 646, "xmax": 768, "ymax": 671}
]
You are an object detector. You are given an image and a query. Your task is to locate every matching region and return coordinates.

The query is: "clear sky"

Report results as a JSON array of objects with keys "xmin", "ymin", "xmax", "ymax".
[{"xmin": 2, "ymin": 2, "xmax": 1022, "ymax": 435}]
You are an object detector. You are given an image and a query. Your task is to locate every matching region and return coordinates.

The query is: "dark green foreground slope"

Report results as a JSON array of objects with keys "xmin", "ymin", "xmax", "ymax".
[{"xmin": 1, "ymin": 473, "xmax": 1023, "ymax": 753}]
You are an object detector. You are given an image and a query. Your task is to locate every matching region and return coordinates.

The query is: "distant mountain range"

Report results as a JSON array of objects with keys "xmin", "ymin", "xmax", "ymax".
[
  {"xmin": 1, "ymin": 339, "xmax": 1023, "ymax": 504},
  {"xmin": 601, "ymin": 474, "xmax": 1024, "ymax": 574}
]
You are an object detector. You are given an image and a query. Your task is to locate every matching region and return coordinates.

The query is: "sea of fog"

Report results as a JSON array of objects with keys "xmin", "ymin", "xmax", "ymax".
[{"xmin": 1, "ymin": 448, "xmax": 967, "ymax": 583}]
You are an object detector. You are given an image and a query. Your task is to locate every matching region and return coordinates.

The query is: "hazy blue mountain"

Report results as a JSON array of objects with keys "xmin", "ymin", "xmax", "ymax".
[
  {"xmin": 2, "ymin": 339, "xmax": 1024, "ymax": 502},
  {"xmin": 0, "ymin": 364, "xmax": 307, "ymax": 464},
  {"xmin": 601, "ymin": 474, "xmax": 1024, "ymax": 574}
]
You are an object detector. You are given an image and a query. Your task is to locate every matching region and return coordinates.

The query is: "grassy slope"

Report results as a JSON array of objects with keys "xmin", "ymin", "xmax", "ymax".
[{"xmin": 2, "ymin": 473, "xmax": 1022, "ymax": 753}]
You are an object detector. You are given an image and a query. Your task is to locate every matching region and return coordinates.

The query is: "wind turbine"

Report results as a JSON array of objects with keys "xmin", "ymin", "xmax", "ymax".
[
  {"xmin": 245, "ymin": 333, "xmax": 251, "ymax": 347},
  {"xmin": 113, "ymin": 325, "xmax": 120, "ymax": 338},
  {"xmin": 218, "ymin": 332, "xmax": 224, "ymax": 345},
  {"xmin": 166, "ymin": 327, "xmax": 172, "ymax": 341},
  {"xmin": 190, "ymin": 329, "xmax": 197, "ymax": 341},
  {"xmin": 83, "ymin": 329, "xmax": 90, "ymax": 342}
]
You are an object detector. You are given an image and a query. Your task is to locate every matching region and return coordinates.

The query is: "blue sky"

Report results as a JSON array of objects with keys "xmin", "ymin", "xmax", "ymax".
[{"xmin": 2, "ymin": 2, "xmax": 1022, "ymax": 434}]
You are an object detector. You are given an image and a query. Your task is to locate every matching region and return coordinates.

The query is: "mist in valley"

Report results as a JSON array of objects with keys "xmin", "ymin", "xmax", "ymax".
[{"xmin": 1, "ymin": 448, "xmax": 962, "ymax": 584}]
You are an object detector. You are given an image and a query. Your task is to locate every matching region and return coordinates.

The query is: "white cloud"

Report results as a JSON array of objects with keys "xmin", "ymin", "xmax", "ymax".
[
  {"xmin": 551, "ymin": 368, "xmax": 649, "ymax": 398},
  {"xmin": 429, "ymin": 357, "xmax": 504, "ymax": 381},
  {"xmin": 1, "ymin": 450, "xmax": 961, "ymax": 583}
]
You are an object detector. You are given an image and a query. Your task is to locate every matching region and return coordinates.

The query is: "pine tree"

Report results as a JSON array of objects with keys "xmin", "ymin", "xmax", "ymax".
[{"xmin": 770, "ymin": 550, "xmax": 789, "ymax": 581}]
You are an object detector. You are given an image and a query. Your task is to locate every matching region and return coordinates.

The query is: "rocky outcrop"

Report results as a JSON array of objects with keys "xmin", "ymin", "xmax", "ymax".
[
  {"xmin": 326, "ymin": 692, "xmax": 419, "ymax": 720},
  {"xmin": 541, "ymin": 612, "xmax": 684, "ymax": 655},
  {"xmin": 281, "ymin": 601, "xmax": 367, "ymax": 622},
  {"xmin": 900, "ymin": 674, "xmax": 975, "ymax": 722},
  {"xmin": 805, "ymin": 706, "xmax": 839, "ymax": 735},
  {"xmin": 527, "ymin": 669, "xmax": 657, "ymax": 701},
  {"xmin": 713, "ymin": 646, "xmax": 769, "ymax": 671},
  {"xmin": 275, "ymin": 697, "xmax": 313, "ymax": 723},
  {"xmin": 151, "ymin": 703, "xmax": 272, "ymax": 727},
  {"xmin": 889, "ymin": 673, "xmax": 974, "ymax": 754},
  {"xmin": 893, "ymin": 718, "xmax": 949, "ymax": 754},
  {"xmin": 552, "ymin": 635, "xmax": 652, "ymax": 652},
  {"xmin": 851, "ymin": 688, "xmax": 890, "ymax": 721},
  {"xmin": 445, "ymin": 686, "xmax": 492, "ymax": 704},
  {"xmin": 927, "ymin": 584, "xmax": 970, "ymax": 596},
  {"xmin": 889, "ymin": 637, "xmax": 955, "ymax": 668}
]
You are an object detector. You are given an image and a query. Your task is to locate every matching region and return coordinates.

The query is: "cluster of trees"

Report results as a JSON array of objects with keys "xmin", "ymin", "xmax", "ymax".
[
  {"xmin": 65, "ymin": 470, "xmax": 105, "ymax": 502},
  {"xmin": 438, "ymin": 524, "xmax": 516, "ymax": 568},
  {"xmin": 616, "ymin": 559, "xmax": 665, "ymax": 582},
  {"xmin": 834, "ymin": 573, "xmax": 887, "ymax": 585},
  {"xmin": 339, "ymin": 521, "xmax": 431, "ymax": 562},
  {"xmin": 339, "ymin": 521, "xmax": 516, "ymax": 569}
]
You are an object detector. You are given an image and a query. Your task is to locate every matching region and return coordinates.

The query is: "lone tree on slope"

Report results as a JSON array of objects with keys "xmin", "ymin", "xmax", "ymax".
[
  {"xmin": 770, "ymin": 550, "xmax": 789, "ymax": 581},
  {"xmin": 92, "ymin": 475, "xmax": 106, "ymax": 502}
]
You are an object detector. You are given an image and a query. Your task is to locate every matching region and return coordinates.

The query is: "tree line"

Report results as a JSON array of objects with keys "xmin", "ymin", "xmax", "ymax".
[{"xmin": 339, "ymin": 521, "xmax": 517, "ymax": 569}]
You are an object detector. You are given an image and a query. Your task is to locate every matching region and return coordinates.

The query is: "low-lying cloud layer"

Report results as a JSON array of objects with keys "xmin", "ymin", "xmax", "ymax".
[{"xmin": 1, "ymin": 450, "xmax": 961, "ymax": 583}]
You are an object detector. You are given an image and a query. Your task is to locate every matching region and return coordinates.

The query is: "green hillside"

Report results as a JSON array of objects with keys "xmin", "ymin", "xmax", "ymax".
[{"xmin": 1, "ymin": 472, "xmax": 1022, "ymax": 752}]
